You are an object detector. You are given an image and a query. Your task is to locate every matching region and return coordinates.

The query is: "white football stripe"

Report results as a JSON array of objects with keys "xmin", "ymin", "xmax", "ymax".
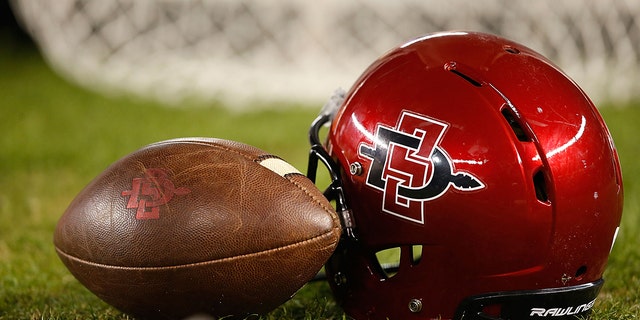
[{"xmin": 259, "ymin": 158, "xmax": 301, "ymax": 177}]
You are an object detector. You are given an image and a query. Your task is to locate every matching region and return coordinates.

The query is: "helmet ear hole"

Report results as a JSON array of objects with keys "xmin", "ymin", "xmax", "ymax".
[
  {"xmin": 373, "ymin": 245, "xmax": 424, "ymax": 279},
  {"xmin": 533, "ymin": 170, "xmax": 550, "ymax": 203},
  {"xmin": 374, "ymin": 247, "xmax": 401, "ymax": 279}
]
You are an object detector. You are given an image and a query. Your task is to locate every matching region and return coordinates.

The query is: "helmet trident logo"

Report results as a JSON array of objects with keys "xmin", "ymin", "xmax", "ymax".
[{"xmin": 359, "ymin": 111, "xmax": 484, "ymax": 224}]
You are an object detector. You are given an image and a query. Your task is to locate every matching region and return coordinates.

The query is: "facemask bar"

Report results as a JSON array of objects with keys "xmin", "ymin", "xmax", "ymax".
[{"xmin": 307, "ymin": 102, "xmax": 357, "ymax": 240}]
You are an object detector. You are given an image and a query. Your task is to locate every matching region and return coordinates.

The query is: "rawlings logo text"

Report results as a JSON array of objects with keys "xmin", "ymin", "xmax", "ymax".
[{"xmin": 530, "ymin": 299, "xmax": 596, "ymax": 317}]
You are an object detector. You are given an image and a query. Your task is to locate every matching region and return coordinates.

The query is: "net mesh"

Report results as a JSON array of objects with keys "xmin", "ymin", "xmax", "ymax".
[{"xmin": 11, "ymin": 0, "xmax": 640, "ymax": 107}]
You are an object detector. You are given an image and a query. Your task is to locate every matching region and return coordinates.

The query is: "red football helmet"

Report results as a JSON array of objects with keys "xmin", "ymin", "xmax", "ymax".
[{"xmin": 307, "ymin": 32, "xmax": 623, "ymax": 319}]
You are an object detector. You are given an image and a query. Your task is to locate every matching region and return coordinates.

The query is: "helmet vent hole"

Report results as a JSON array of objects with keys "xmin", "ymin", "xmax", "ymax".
[
  {"xmin": 575, "ymin": 265, "xmax": 588, "ymax": 280},
  {"xmin": 501, "ymin": 108, "xmax": 531, "ymax": 142},
  {"xmin": 449, "ymin": 69, "xmax": 483, "ymax": 87},
  {"xmin": 504, "ymin": 46, "xmax": 521, "ymax": 54},
  {"xmin": 533, "ymin": 170, "xmax": 550, "ymax": 203}
]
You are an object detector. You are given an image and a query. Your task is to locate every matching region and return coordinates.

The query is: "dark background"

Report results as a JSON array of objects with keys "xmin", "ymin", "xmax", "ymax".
[{"xmin": 1, "ymin": 1, "xmax": 33, "ymax": 50}]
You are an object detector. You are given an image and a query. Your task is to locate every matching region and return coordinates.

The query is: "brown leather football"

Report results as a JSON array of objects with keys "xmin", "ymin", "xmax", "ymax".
[{"xmin": 54, "ymin": 138, "xmax": 341, "ymax": 319}]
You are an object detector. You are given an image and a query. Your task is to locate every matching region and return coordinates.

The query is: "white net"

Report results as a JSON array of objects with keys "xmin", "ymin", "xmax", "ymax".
[{"xmin": 11, "ymin": 0, "xmax": 640, "ymax": 108}]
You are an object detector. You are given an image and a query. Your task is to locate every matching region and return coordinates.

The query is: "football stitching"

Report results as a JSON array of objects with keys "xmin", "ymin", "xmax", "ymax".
[
  {"xmin": 179, "ymin": 139, "xmax": 342, "ymax": 242},
  {"xmin": 54, "ymin": 230, "xmax": 339, "ymax": 270},
  {"xmin": 255, "ymin": 154, "xmax": 279, "ymax": 162},
  {"xmin": 284, "ymin": 175, "xmax": 339, "ymax": 222},
  {"xmin": 173, "ymin": 139, "xmax": 338, "ymax": 224}
]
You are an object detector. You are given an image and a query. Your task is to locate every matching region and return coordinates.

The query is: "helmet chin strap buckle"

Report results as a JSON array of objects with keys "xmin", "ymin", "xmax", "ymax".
[{"xmin": 338, "ymin": 207, "xmax": 357, "ymax": 239}]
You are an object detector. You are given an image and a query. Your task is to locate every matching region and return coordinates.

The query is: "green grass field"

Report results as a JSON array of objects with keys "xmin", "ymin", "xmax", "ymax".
[{"xmin": 1, "ymin": 45, "xmax": 638, "ymax": 319}]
